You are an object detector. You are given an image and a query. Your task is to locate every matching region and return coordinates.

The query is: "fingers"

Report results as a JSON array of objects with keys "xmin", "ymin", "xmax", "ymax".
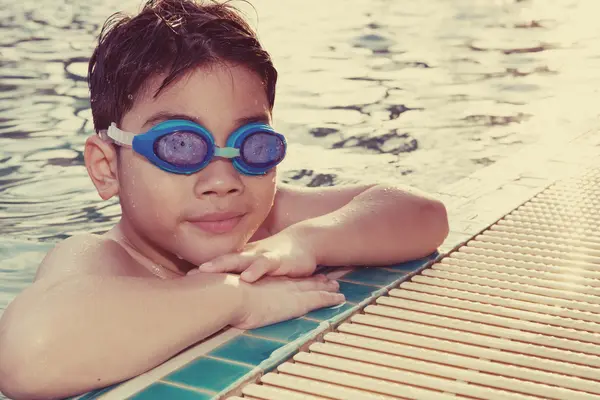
[
  {"xmin": 292, "ymin": 274, "xmax": 340, "ymax": 292},
  {"xmin": 292, "ymin": 275, "xmax": 345, "ymax": 311},
  {"xmin": 302, "ymin": 291, "xmax": 346, "ymax": 312},
  {"xmin": 195, "ymin": 253, "xmax": 257, "ymax": 274},
  {"xmin": 232, "ymin": 274, "xmax": 346, "ymax": 330},
  {"xmin": 240, "ymin": 254, "xmax": 279, "ymax": 283}
]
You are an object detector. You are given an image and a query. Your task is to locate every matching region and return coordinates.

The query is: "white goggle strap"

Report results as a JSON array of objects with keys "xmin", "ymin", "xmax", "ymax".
[{"xmin": 98, "ymin": 123, "xmax": 134, "ymax": 147}]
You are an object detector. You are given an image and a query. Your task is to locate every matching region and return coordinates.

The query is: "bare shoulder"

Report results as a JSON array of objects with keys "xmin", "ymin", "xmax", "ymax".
[{"xmin": 34, "ymin": 234, "xmax": 145, "ymax": 282}]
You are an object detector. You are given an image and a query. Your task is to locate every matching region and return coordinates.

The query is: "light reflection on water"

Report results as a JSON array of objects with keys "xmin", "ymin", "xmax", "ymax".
[{"xmin": 1, "ymin": 0, "xmax": 600, "ymax": 313}]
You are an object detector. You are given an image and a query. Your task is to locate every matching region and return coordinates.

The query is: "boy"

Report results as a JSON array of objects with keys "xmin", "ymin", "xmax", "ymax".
[{"xmin": 0, "ymin": 1, "xmax": 448, "ymax": 399}]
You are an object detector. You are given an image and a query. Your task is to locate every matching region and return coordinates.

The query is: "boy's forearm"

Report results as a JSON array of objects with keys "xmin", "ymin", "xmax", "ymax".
[
  {"xmin": 0, "ymin": 273, "xmax": 242, "ymax": 400},
  {"xmin": 289, "ymin": 185, "xmax": 449, "ymax": 267}
]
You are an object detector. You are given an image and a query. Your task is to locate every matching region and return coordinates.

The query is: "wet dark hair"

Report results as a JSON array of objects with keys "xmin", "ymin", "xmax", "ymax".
[{"xmin": 88, "ymin": 0, "xmax": 277, "ymax": 132}]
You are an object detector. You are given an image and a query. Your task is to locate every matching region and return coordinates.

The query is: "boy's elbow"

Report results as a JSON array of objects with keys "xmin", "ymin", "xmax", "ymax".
[
  {"xmin": 382, "ymin": 184, "xmax": 450, "ymax": 250},
  {"xmin": 0, "ymin": 304, "xmax": 65, "ymax": 400},
  {"xmin": 0, "ymin": 364, "xmax": 47, "ymax": 400},
  {"xmin": 0, "ymin": 332, "xmax": 52, "ymax": 400},
  {"xmin": 421, "ymin": 197, "xmax": 450, "ymax": 250}
]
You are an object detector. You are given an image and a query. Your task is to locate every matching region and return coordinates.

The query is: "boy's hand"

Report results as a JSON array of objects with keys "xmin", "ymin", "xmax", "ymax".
[
  {"xmin": 232, "ymin": 274, "xmax": 344, "ymax": 330},
  {"xmin": 190, "ymin": 231, "xmax": 317, "ymax": 282}
]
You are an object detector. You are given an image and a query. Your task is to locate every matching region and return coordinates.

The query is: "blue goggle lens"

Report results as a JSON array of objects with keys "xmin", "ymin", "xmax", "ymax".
[
  {"xmin": 154, "ymin": 130, "xmax": 208, "ymax": 167},
  {"xmin": 241, "ymin": 132, "xmax": 286, "ymax": 166}
]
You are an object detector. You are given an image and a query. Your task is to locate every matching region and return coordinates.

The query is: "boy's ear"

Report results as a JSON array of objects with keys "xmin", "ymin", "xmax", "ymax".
[{"xmin": 84, "ymin": 135, "xmax": 120, "ymax": 200}]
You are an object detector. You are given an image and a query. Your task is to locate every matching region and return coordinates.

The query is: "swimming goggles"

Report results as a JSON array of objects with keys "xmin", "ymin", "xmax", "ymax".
[{"xmin": 99, "ymin": 119, "xmax": 287, "ymax": 176}]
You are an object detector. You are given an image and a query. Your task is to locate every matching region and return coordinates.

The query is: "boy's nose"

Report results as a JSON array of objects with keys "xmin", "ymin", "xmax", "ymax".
[{"xmin": 194, "ymin": 159, "xmax": 244, "ymax": 198}]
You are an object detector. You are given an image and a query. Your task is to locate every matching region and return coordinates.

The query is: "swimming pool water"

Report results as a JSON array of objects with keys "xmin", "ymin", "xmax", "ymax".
[{"xmin": 1, "ymin": 0, "xmax": 600, "ymax": 359}]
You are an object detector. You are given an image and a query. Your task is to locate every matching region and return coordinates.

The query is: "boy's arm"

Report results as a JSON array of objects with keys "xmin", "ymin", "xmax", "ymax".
[
  {"xmin": 0, "ymin": 236, "xmax": 244, "ymax": 400},
  {"xmin": 0, "ymin": 235, "xmax": 343, "ymax": 400},
  {"xmin": 269, "ymin": 183, "xmax": 449, "ymax": 265}
]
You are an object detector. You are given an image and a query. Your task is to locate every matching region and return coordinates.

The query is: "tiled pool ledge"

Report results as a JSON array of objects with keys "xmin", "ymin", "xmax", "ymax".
[{"xmin": 72, "ymin": 125, "xmax": 600, "ymax": 399}]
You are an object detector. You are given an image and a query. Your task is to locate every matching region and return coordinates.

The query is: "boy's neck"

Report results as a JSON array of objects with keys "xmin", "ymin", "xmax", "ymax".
[{"xmin": 106, "ymin": 220, "xmax": 193, "ymax": 278}]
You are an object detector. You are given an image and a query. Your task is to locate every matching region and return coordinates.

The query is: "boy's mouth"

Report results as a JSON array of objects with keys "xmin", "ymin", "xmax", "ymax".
[{"xmin": 188, "ymin": 211, "xmax": 246, "ymax": 234}]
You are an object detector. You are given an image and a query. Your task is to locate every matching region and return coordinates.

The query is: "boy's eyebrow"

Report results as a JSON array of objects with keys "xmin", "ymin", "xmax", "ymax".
[
  {"xmin": 142, "ymin": 112, "xmax": 203, "ymax": 128},
  {"xmin": 235, "ymin": 113, "xmax": 271, "ymax": 126},
  {"xmin": 141, "ymin": 111, "xmax": 271, "ymax": 130}
]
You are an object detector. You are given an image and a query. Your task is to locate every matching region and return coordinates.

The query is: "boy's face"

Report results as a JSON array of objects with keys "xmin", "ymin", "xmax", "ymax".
[{"xmin": 113, "ymin": 65, "xmax": 277, "ymax": 269}]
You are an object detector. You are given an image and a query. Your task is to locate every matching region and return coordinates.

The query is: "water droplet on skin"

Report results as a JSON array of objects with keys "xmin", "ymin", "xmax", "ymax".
[{"xmin": 175, "ymin": 253, "xmax": 183, "ymax": 260}]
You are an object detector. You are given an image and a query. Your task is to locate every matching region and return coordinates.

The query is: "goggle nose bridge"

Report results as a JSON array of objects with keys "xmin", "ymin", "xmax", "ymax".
[{"xmin": 213, "ymin": 147, "xmax": 241, "ymax": 159}]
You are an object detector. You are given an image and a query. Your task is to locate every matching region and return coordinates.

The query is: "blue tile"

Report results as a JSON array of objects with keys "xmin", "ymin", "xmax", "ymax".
[
  {"xmin": 385, "ymin": 252, "xmax": 439, "ymax": 272},
  {"xmin": 257, "ymin": 321, "xmax": 329, "ymax": 373},
  {"xmin": 130, "ymin": 382, "xmax": 213, "ymax": 400},
  {"xmin": 257, "ymin": 341, "xmax": 302, "ymax": 374},
  {"xmin": 247, "ymin": 318, "xmax": 319, "ymax": 342},
  {"xmin": 208, "ymin": 335, "xmax": 284, "ymax": 366},
  {"xmin": 338, "ymin": 281, "xmax": 380, "ymax": 304},
  {"xmin": 165, "ymin": 356, "xmax": 253, "ymax": 393},
  {"xmin": 342, "ymin": 268, "xmax": 406, "ymax": 286},
  {"xmin": 305, "ymin": 302, "xmax": 355, "ymax": 321}
]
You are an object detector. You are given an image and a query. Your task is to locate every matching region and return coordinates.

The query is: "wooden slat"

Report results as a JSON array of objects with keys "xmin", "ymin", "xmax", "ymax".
[
  {"xmin": 492, "ymin": 221, "xmax": 600, "ymax": 244},
  {"xmin": 366, "ymin": 301, "xmax": 600, "ymax": 354},
  {"xmin": 300, "ymin": 345, "xmax": 536, "ymax": 400},
  {"xmin": 504, "ymin": 213, "xmax": 597, "ymax": 231},
  {"xmin": 260, "ymin": 373, "xmax": 398, "ymax": 400},
  {"xmin": 448, "ymin": 251, "xmax": 600, "ymax": 281},
  {"xmin": 457, "ymin": 246, "xmax": 600, "ymax": 274},
  {"xmin": 483, "ymin": 228, "xmax": 600, "ymax": 250},
  {"xmin": 419, "ymin": 269, "xmax": 600, "ymax": 310},
  {"xmin": 410, "ymin": 273, "xmax": 600, "ymax": 314},
  {"xmin": 522, "ymin": 203, "xmax": 600, "ymax": 219},
  {"xmin": 241, "ymin": 382, "xmax": 327, "ymax": 400},
  {"xmin": 497, "ymin": 218, "xmax": 600, "ymax": 238},
  {"xmin": 466, "ymin": 240, "xmax": 600, "ymax": 265},
  {"xmin": 432, "ymin": 262, "xmax": 600, "ymax": 296},
  {"xmin": 475, "ymin": 233, "xmax": 600, "ymax": 258},
  {"xmin": 278, "ymin": 362, "xmax": 462, "ymax": 400},
  {"xmin": 398, "ymin": 280, "xmax": 600, "ymax": 325},
  {"xmin": 336, "ymin": 321, "xmax": 600, "ymax": 381},
  {"xmin": 388, "ymin": 287, "xmax": 600, "ymax": 333}
]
